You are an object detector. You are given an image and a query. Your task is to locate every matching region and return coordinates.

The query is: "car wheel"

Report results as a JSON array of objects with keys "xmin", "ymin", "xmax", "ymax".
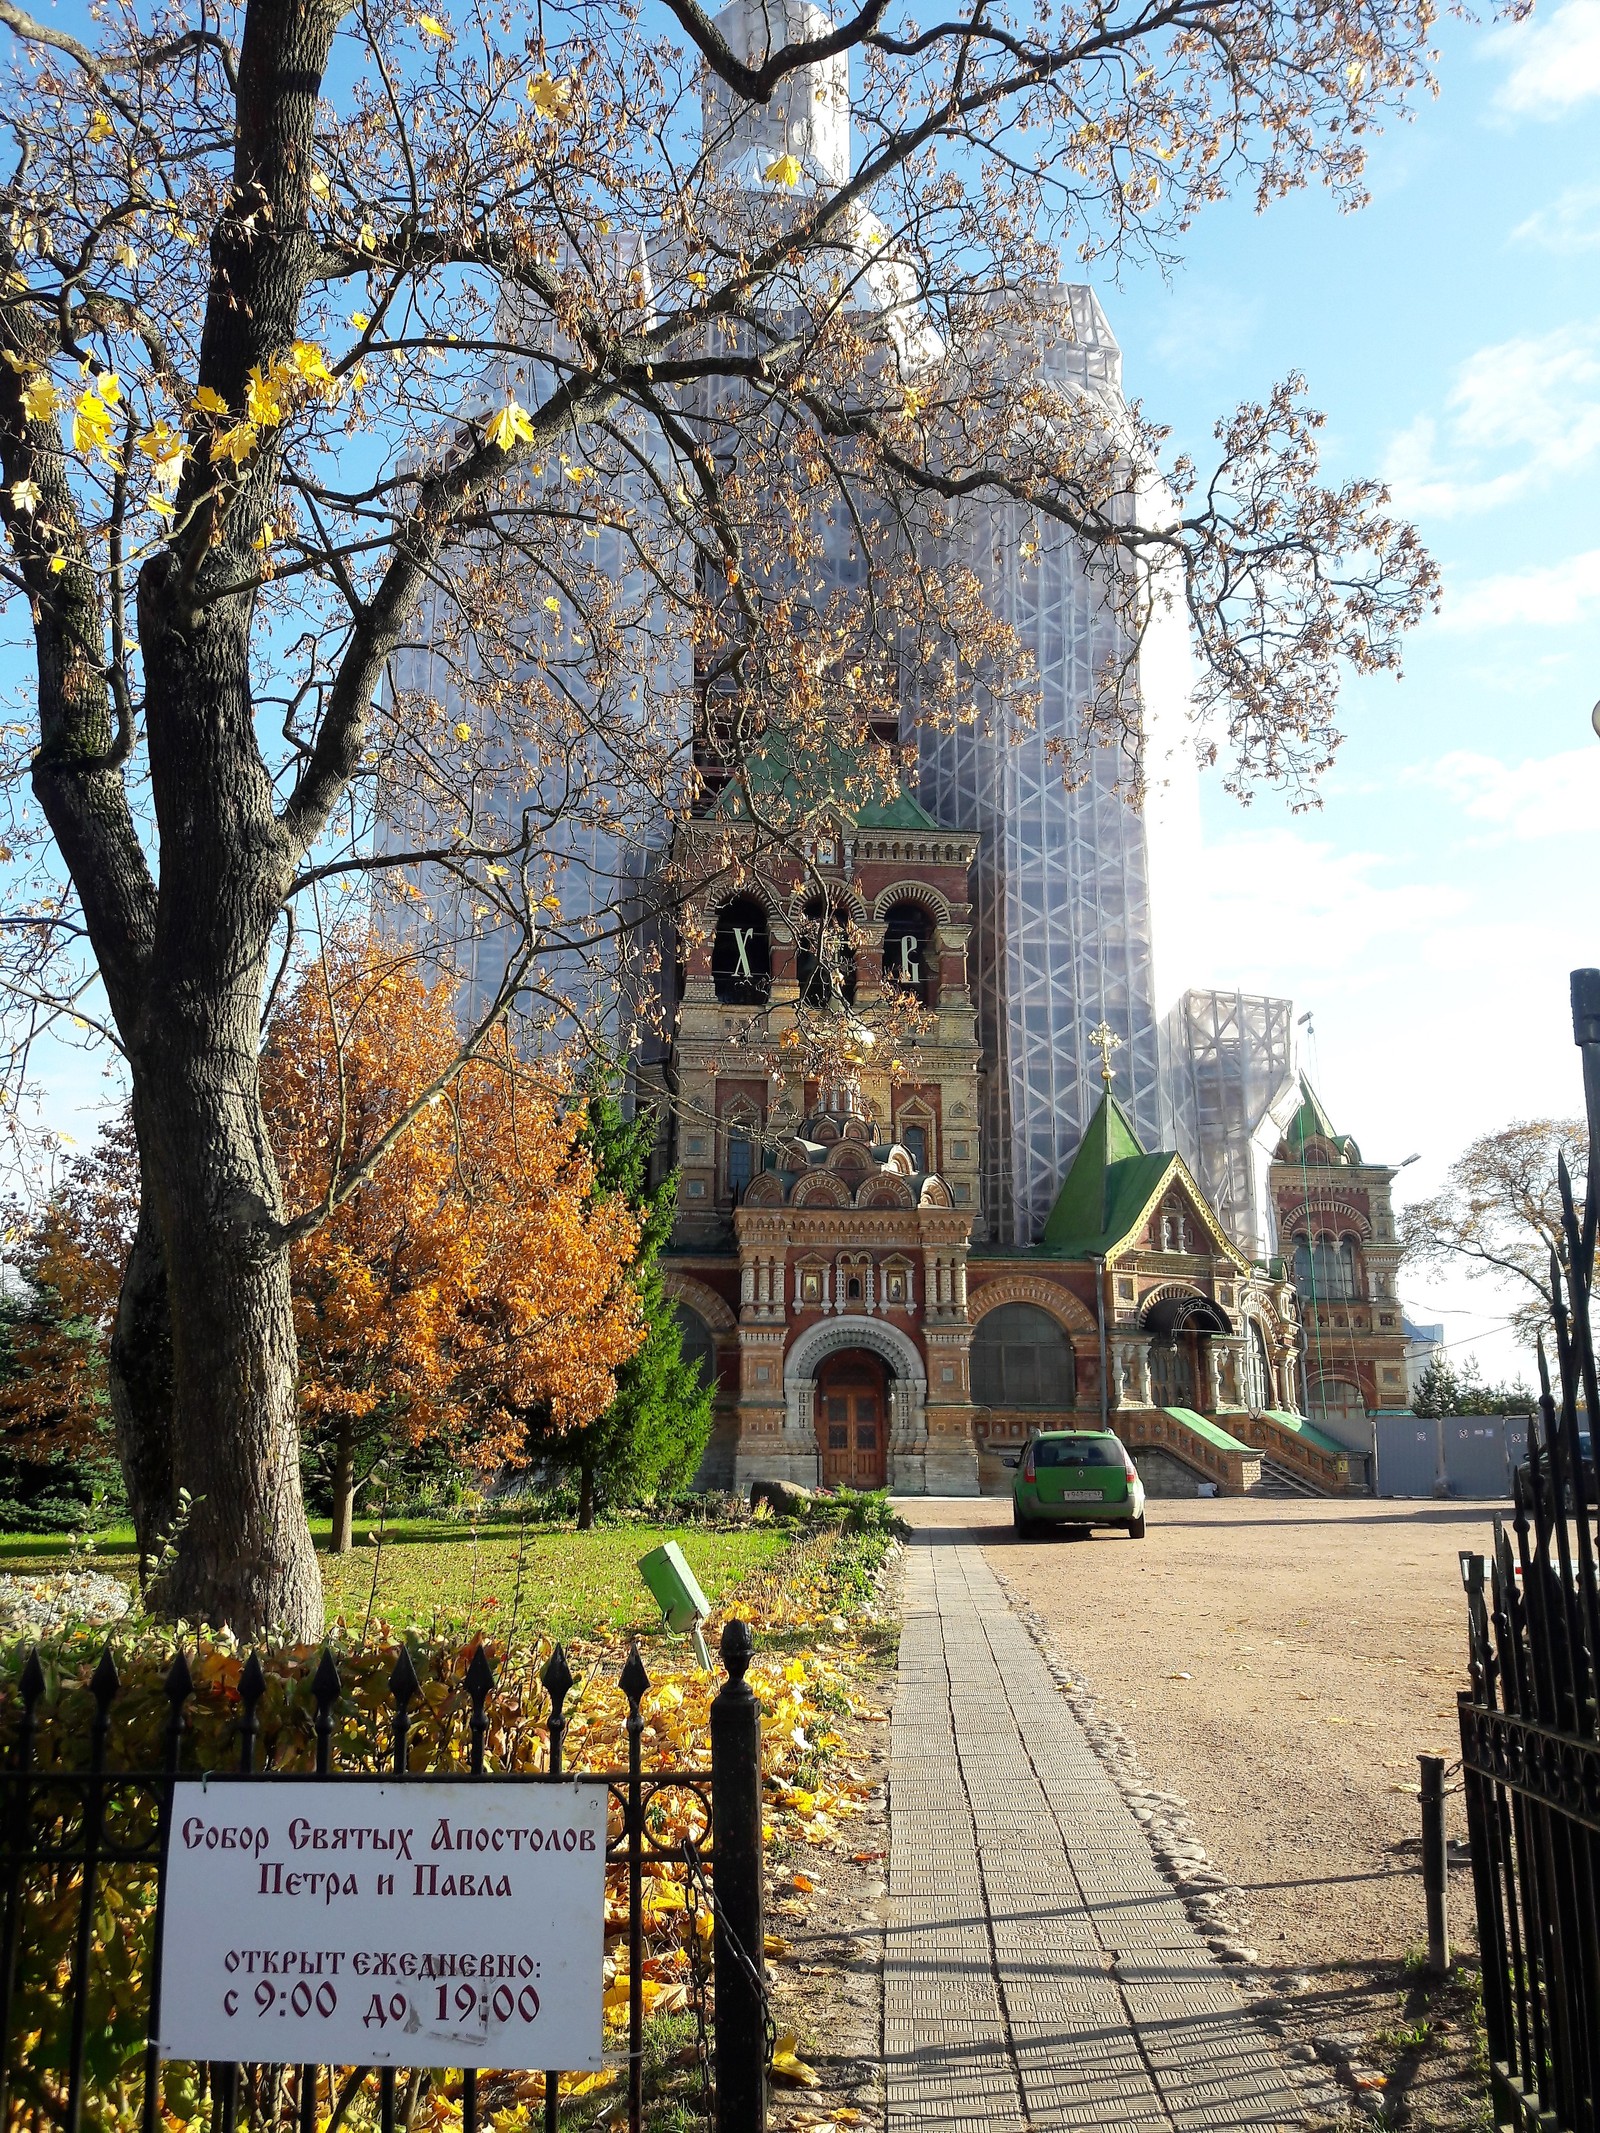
[
  {"xmin": 1128, "ymin": 1514, "xmax": 1146, "ymax": 1540},
  {"xmin": 1013, "ymin": 1505, "xmax": 1039, "ymax": 1541}
]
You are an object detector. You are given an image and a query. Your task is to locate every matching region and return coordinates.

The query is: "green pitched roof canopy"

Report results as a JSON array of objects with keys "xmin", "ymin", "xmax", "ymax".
[{"xmin": 1038, "ymin": 1090, "xmax": 1177, "ymax": 1257}]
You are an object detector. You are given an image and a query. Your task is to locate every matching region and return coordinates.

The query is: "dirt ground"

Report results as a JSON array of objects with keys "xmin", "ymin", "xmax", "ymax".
[{"xmin": 945, "ymin": 1494, "xmax": 1502, "ymax": 2129}]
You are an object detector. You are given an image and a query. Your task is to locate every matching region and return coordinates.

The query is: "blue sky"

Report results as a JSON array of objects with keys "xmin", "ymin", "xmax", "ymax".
[{"xmin": 1099, "ymin": 2, "xmax": 1600, "ymax": 1377}]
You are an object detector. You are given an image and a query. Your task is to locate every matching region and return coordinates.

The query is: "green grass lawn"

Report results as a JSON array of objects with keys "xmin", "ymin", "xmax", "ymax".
[{"xmin": 0, "ymin": 1516, "xmax": 789, "ymax": 1643}]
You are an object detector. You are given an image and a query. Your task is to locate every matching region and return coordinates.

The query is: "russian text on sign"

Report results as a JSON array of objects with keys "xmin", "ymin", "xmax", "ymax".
[{"xmin": 157, "ymin": 1779, "xmax": 605, "ymax": 2068}]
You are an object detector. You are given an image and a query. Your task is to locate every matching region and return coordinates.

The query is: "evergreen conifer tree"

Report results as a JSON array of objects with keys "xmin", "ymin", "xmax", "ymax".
[{"xmin": 546, "ymin": 1071, "xmax": 715, "ymax": 1527}]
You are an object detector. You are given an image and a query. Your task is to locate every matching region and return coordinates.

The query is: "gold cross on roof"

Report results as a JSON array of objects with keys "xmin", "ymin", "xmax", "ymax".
[{"xmin": 1087, "ymin": 1018, "xmax": 1122, "ymax": 1088}]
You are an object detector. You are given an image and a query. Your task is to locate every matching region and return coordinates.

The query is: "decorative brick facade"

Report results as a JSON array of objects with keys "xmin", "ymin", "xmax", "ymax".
[{"xmin": 652, "ymin": 778, "xmax": 1325, "ymax": 1498}]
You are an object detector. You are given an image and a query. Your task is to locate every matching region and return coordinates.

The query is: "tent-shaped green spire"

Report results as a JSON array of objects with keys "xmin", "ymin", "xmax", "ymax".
[
  {"xmin": 1038, "ymin": 1089, "xmax": 1175, "ymax": 1257},
  {"xmin": 1280, "ymin": 1076, "xmax": 1359, "ymax": 1164}
]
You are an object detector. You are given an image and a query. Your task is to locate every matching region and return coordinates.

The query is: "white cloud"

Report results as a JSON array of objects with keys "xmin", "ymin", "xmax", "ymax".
[
  {"xmin": 1513, "ymin": 183, "xmax": 1600, "ymax": 253},
  {"xmin": 1177, "ymin": 827, "xmax": 1465, "ymax": 998},
  {"xmin": 1407, "ymin": 745, "xmax": 1600, "ymax": 841},
  {"xmin": 1382, "ymin": 322, "xmax": 1600, "ymax": 516},
  {"xmin": 1438, "ymin": 548, "xmax": 1600, "ymax": 631},
  {"xmin": 1495, "ymin": 0, "xmax": 1600, "ymax": 114}
]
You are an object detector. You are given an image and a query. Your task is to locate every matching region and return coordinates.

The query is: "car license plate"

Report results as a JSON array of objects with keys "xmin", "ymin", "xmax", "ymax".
[{"xmin": 1059, "ymin": 1490, "xmax": 1102, "ymax": 1500}]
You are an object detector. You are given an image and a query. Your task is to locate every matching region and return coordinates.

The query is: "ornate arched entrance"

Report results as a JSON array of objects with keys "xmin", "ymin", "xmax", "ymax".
[
  {"xmin": 816, "ymin": 1351, "xmax": 888, "ymax": 1487},
  {"xmin": 782, "ymin": 1316, "xmax": 929, "ymax": 1490}
]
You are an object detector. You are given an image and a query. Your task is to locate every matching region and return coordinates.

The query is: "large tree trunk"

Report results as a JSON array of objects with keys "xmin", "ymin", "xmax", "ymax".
[
  {"xmin": 131, "ymin": 571, "xmax": 323, "ymax": 1640},
  {"xmin": 107, "ymin": 1197, "xmax": 175, "ymax": 1580},
  {"xmin": 577, "ymin": 1463, "xmax": 596, "ymax": 1532},
  {"xmin": 330, "ymin": 1423, "xmax": 356, "ymax": 1556}
]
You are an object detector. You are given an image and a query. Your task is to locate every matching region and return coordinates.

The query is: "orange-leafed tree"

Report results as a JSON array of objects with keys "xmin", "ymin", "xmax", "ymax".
[{"xmin": 261, "ymin": 934, "xmax": 644, "ymax": 1551}]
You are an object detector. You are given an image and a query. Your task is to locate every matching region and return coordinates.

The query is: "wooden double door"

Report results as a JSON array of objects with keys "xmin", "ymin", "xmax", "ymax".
[{"xmin": 816, "ymin": 1352, "xmax": 888, "ymax": 1488}]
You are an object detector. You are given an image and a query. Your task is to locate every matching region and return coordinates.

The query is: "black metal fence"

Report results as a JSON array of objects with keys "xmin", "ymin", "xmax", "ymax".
[
  {"xmin": 0, "ymin": 1618, "xmax": 769, "ymax": 2133},
  {"xmin": 1458, "ymin": 971, "xmax": 1600, "ymax": 2133}
]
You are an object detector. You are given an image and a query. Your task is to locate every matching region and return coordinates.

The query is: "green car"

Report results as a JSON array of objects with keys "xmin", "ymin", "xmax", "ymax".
[{"xmin": 1010, "ymin": 1429, "xmax": 1147, "ymax": 1540}]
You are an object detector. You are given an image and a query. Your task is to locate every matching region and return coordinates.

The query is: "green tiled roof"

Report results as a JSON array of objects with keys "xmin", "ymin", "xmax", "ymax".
[
  {"xmin": 1038, "ymin": 1092, "xmax": 1178, "ymax": 1258},
  {"xmin": 1160, "ymin": 1407, "xmax": 1253, "ymax": 1455},
  {"xmin": 711, "ymin": 736, "xmax": 940, "ymax": 830},
  {"xmin": 1263, "ymin": 1409, "xmax": 1348, "ymax": 1457}
]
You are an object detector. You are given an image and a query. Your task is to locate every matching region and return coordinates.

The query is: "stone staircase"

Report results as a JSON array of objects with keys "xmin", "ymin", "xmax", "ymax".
[{"xmin": 1253, "ymin": 1455, "xmax": 1324, "ymax": 1498}]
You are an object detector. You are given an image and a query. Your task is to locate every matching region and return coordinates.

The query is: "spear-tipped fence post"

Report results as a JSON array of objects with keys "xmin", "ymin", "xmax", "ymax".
[
  {"xmin": 711, "ymin": 1619, "xmax": 766, "ymax": 2133},
  {"xmin": 540, "ymin": 1645, "xmax": 574, "ymax": 2133},
  {"xmin": 1419, "ymin": 1753, "xmax": 1450, "ymax": 1974}
]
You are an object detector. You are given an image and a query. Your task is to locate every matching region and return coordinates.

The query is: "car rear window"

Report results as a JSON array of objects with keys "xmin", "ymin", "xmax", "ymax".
[{"xmin": 1034, "ymin": 1437, "xmax": 1123, "ymax": 1468}]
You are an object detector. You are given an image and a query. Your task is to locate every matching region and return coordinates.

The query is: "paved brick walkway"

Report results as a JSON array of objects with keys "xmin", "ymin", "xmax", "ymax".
[{"xmin": 887, "ymin": 1529, "xmax": 1305, "ymax": 2131}]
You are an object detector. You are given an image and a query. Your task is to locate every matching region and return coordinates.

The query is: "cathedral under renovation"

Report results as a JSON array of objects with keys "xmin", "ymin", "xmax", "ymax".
[{"xmin": 401, "ymin": 0, "xmax": 1415, "ymax": 1496}]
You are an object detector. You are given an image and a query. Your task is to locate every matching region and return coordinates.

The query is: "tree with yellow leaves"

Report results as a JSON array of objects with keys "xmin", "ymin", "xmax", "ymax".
[
  {"xmin": 261, "ymin": 934, "xmax": 643, "ymax": 1552},
  {"xmin": 0, "ymin": 0, "xmax": 1438, "ymax": 1629}
]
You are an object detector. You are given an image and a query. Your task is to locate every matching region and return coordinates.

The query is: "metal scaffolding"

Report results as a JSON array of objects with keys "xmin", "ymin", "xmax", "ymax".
[
  {"xmin": 908, "ymin": 287, "xmax": 1175, "ymax": 1246},
  {"xmin": 1161, "ymin": 987, "xmax": 1299, "ymax": 1259}
]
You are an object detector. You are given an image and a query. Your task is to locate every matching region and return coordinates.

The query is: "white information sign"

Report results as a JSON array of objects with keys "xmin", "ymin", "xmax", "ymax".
[{"xmin": 157, "ymin": 1779, "xmax": 606, "ymax": 2069}]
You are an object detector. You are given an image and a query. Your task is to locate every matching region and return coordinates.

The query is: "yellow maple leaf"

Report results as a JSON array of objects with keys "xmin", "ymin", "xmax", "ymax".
[
  {"xmin": 9, "ymin": 478, "xmax": 40, "ymax": 514},
  {"xmin": 418, "ymin": 11, "xmax": 451, "ymax": 36},
  {"xmin": 764, "ymin": 152, "xmax": 803, "ymax": 186},
  {"xmin": 211, "ymin": 421, "xmax": 258, "ymax": 466},
  {"xmin": 687, "ymin": 271, "xmax": 707, "ymax": 289},
  {"xmin": 192, "ymin": 386, "xmax": 230, "ymax": 416},
  {"xmin": 484, "ymin": 399, "xmax": 536, "ymax": 452},
  {"xmin": 286, "ymin": 340, "xmax": 335, "ymax": 388},
  {"xmin": 350, "ymin": 311, "xmax": 371, "ymax": 331},
  {"xmin": 563, "ymin": 2071, "xmax": 615, "ymax": 2097},
  {"xmin": 137, "ymin": 421, "xmax": 187, "ymax": 487},
  {"xmin": 48, "ymin": 553, "xmax": 66, "ymax": 573},
  {"xmin": 309, "ymin": 169, "xmax": 331, "ymax": 199},
  {"xmin": 770, "ymin": 2033, "xmax": 821, "ymax": 2088},
  {"xmin": 359, "ymin": 222, "xmax": 378, "ymax": 253},
  {"xmin": 526, "ymin": 71, "xmax": 573, "ymax": 118},
  {"xmin": 21, "ymin": 376, "xmax": 56, "ymax": 422},
  {"xmin": 453, "ymin": 721, "xmax": 472, "ymax": 742},
  {"xmin": 542, "ymin": 596, "xmax": 560, "ymax": 612},
  {"xmin": 86, "ymin": 110, "xmax": 113, "ymax": 143},
  {"xmin": 246, "ymin": 366, "xmax": 286, "ymax": 426},
  {"xmin": 96, "ymin": 371, "xmax": 122, "ymax": 407},
  {"xmin": 71, "ymin": 390, "xmax": 115, "ymax": 455}
]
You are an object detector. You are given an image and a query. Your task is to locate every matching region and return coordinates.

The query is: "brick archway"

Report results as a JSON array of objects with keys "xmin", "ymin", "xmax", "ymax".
[
  {"xmin": 966, "ymin": 1273, "xmax": 1096, "ymax": 1338},
  {"xmin": 659, "ymin": 1270, "xmax": 737, "ymax": 1334}
]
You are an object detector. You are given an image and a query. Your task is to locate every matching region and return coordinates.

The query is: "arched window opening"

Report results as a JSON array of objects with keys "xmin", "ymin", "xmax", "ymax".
[
  {"xmin": 674, "ymin": 1307, "xmax": 716, "ymax": 1393},
  {"xmin": 1242, "ymin": 1322, "xmax": 1272, "ymax": 1411},
  {"xmin": 1158, "ymin": 1196, "xmax": 1194, "ymax": 1253},
  {"xmin": 797, "ymin": 897, "xmax": 857, "ymax": 1008},
  {"xmin": 1302, "ymin": 1233, "xmax": 1361, "ymax": 1301},
  {"xmin": 1310, "ymin": 1375, "xmax": 1365, "ymax": 1422},
  {"xmin": 725, "ymin": 1130, "xmax": 754, "ymax": 1202},
  {"xmin": 900, "ymin": 1121, "xmax": 928, "ymax": 1172},
  {"xmin": 713, "ymin": 896, "xmax": 771, "ymax": 1005},
  {"xmin": 1292, "ymin": 1234, "xmax": 1313, "ymax": 1294},
  {"xmin": 971, "ymin": 1303, "xmax": 1076, "ymax": 1410},
  {"xmin": 881, "ymin": 901, "xmax": 935, "ymax": 1005}
]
